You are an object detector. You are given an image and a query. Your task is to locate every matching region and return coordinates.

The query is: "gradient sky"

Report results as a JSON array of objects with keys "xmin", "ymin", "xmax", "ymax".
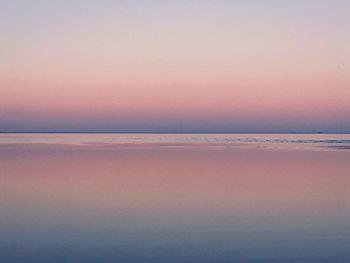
[{"xmin": 1, "ymin": 0, "xmax": 349, "ymax": 132}]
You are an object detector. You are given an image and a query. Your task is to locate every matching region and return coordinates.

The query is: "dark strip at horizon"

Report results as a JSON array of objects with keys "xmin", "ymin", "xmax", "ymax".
[{"xmin": 1, "ymin": 131, "xmax": 349, "ymax": 134}]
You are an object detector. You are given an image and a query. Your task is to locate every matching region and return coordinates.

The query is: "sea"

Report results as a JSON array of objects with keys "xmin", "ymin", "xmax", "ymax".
[{"xmin": 1, "ymin": 133, "xmax": 350, "ymax": 262}]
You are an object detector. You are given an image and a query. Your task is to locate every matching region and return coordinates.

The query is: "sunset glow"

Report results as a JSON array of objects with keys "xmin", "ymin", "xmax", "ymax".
[{"xmin": 1, "ymin": 0, "xmax": 349, "ymax": 132}]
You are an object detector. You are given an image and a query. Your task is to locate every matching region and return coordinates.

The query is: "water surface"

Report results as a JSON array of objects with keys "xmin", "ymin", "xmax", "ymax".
[{"xmin": 1, "ymin": 134, "xmax": 350, "ymax": 262}]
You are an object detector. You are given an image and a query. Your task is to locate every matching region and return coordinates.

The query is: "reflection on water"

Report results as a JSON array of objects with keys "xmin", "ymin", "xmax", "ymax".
[{"xmin": 1, "ymin": 134, "xmax": 350, "ymax": 262}]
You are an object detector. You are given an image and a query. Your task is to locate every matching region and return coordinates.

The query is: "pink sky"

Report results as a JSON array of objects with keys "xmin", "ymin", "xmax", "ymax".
[{"xmin": 1, "ymin": 0, "xmax": 349, "ymax": 132}]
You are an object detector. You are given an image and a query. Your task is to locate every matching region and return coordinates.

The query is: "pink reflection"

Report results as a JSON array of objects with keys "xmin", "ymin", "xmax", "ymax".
[{"xmin": 1, "ymin": 142, "xmax": 350, "ymax": 230}]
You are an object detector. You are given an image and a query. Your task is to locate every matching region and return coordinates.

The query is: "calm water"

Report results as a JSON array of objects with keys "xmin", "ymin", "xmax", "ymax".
[{"xmin": 1, "ymin": 134, "xmax": 350, "ymax": 263}]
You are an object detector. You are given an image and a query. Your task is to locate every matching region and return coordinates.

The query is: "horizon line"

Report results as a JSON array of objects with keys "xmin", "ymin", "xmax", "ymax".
[{"xmin": 1, "ymin": 131, "xmax": 350, "ymax": 135}]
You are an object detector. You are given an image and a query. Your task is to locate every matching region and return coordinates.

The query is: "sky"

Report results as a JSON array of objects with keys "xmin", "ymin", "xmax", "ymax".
[{"xmin": 0, "ymin": 0, "xmax": 349, "ymax": 133}]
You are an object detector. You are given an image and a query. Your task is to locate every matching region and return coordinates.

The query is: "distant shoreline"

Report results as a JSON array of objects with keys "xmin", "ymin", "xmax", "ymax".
[{"xmin": 1, "ymin": 132, "xmax": 350, "ymax": 135}]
